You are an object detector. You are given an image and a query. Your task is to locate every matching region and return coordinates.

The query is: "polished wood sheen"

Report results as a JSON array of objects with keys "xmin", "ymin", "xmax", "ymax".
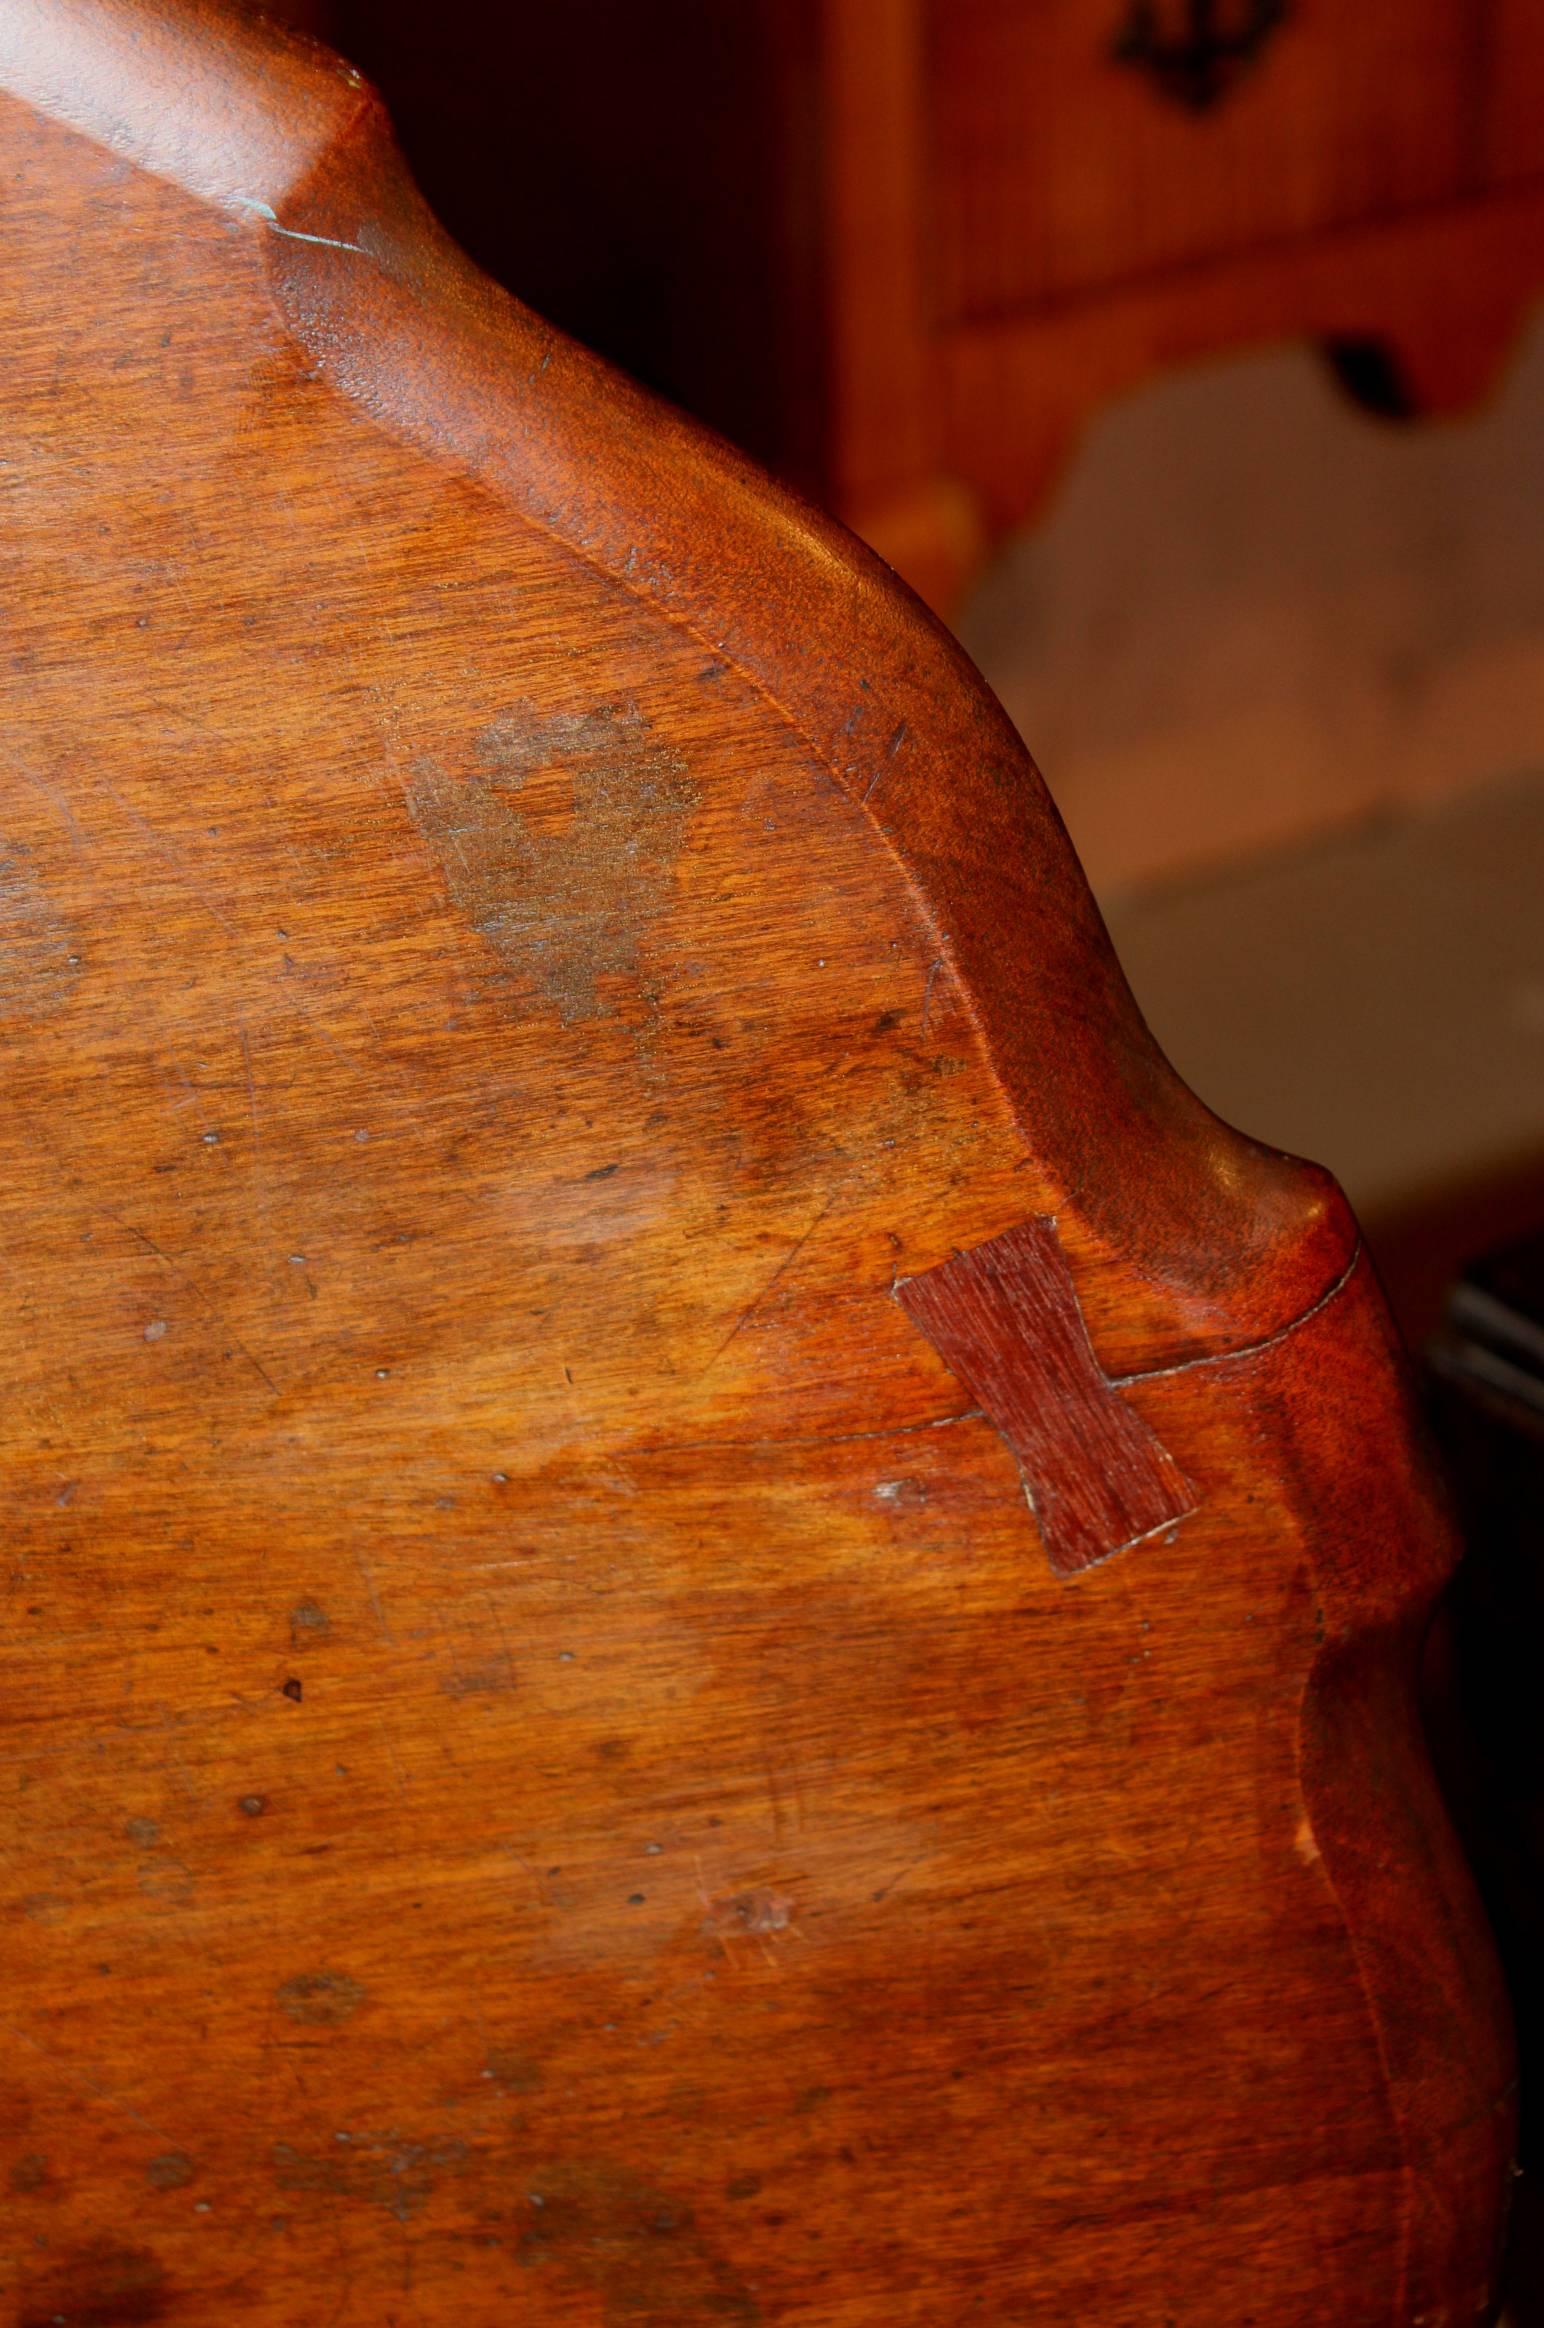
[{"xmin": 0, "ymin": 5, "xmax": 1516, "ymax": 2322}]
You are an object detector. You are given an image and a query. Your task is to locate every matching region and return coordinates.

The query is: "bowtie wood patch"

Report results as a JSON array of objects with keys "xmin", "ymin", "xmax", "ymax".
[{"xmin": 897, "ymin": 1217, "xmax": 1195, "ymax": 1576}]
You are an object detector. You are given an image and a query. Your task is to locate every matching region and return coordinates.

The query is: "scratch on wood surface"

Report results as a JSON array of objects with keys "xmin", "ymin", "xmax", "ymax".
[
  {"xmin": 859, "ymin": 717, "xmax": 909, "ymax": 804},
  {"xmin": 897, "ymin": 1216, "xmax": 1195, "ymax": 1576},
  {"xmin": 93, "ymin": 776, "xmax": 237, "ymax": 937},
  {"xmin": 354, "ymin": 1545, "xmax": 396, "ymax": 1646},
  {"xmin": 703, "ymin": 1194, "xmax": 834, "ymax": 1371},
  {"xmin": 235, "ymin": 195, "xmax": 370, "ymax": 259},
  {"xmin": 919, "ymin": 957, "xmax": 943, "ymax": 1038},
  {"xmin": 635, "ymin": 1409, "xmax": 983, "ymax": 1459},
  {"xmin": 9, "ymin": 1090, "xmax": 283, "ymax": 1397}
]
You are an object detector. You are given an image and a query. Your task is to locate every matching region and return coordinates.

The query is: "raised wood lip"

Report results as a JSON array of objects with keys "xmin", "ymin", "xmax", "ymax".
[
  {"xmin": 0, "ymin": 0, "xmax": 1357, "ymax": 1370},
  {"xmin": 0, "ymin": 0, "xmax": 369, "ymax": 213}
]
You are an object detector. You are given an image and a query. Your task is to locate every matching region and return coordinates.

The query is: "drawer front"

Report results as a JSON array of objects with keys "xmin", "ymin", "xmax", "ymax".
[{"xmin": 927, "ymin": 0, "xmax": 1481, "ymax": 324}]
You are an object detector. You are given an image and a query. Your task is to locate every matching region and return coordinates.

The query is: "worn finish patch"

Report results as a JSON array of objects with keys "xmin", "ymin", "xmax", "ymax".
[
  {"xmin": 0, "ymin": 838, "xmax": 79, "ymax": 1020},
  {"xmin": 897, "ymin": 1216, "xmax": 1194, "ymax": 1575},
  {"xmin": 407, "ymin": 702, "xmax": 698, "ymax": 1024}
]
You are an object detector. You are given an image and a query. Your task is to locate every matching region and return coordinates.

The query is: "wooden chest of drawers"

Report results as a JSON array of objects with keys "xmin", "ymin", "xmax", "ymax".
[
  {"xmin": 336, "ymin": 0, "xmax": 1544, "ymax": 608},
  {"xmin": 933, "ymin": 1, "xmax": 1479, "ymax": 318}
]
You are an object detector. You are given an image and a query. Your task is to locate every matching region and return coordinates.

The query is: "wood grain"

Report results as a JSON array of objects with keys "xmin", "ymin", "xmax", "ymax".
[{"xmin": 0, "ymin": 5, "xmax": 1515, "ymax": 2321}]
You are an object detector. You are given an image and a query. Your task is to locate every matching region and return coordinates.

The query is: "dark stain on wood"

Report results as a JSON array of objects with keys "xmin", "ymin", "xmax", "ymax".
[
  {"xmin": 483, "ymin": 2044, "xmax": 544, "ymax": 2095},
  {"xmin": 144, "ymin": 2150, "xmax": 195, "ymax": 2190},
  {"xmin": 16, "ymin": 2241, "xmax": 168, "ymax": 2328},
  {"xmin": 288, "ymin": 1598, "xmax": 330, "ymax": 1646},
  {"xmin": 517, "ymin": 2161, "xmax": 759, "ymax": 2324},
  {"xmin": 406, "ymin": 701, "xmax": 698, "ymax": 1025},
  {"xmin": 897, "ymin": 1217, "xmax": 1195, "ymax": 1575},
  {"xmin": 274, "ymin": 1969, "xmax": 366, "ymax": 2025}
]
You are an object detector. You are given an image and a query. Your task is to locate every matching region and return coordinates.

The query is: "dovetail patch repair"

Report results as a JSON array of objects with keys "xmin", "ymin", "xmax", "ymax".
[
  {"xmin": 897, "ymin": 1215, "xmax": 1194, "ymax": 1576},
  {"xmin": 407, "ymin": 700, "xmax": 699, "ymax": 1026}
]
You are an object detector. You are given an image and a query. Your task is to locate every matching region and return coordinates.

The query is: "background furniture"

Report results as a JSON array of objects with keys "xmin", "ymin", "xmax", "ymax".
[
  {"xmin": 1432, "ymin": 1234, "xmax": 1544, "ymax": 2151},
  {"xmin": 320, "ymin": 0, "xmax": 1544, "ymax": 609},
  {"xmin": 0, "ymin": 5, "xmax": 1516, "ymax": 2320},
  {"xmin": 1430, "ymin": 1233, "xmax": 1544, "ymax": 2320}
]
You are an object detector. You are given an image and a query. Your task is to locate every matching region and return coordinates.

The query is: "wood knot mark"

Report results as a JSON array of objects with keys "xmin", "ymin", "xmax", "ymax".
[
  {"xmin": 896, "ymin": 1217, "xmax": 1194, "ymax": 1576},
  {"xmin": 406, "ymin": 701, "xmax": 698, "ymax": 1026}
]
